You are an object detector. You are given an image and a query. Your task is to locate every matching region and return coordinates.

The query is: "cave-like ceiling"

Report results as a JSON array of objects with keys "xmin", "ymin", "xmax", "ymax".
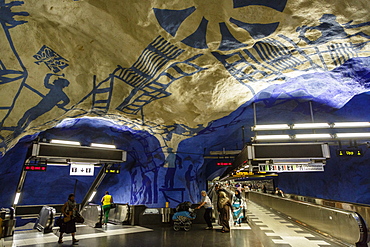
[{"xmin": 0, "ymin": 0, "xmax": 369, "ymax": 154}]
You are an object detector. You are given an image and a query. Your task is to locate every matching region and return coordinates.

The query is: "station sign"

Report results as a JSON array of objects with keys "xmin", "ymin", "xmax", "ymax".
[
  {"xmin": 259, "ymin": 164, "xmax": 324, "ymax": 172},
  {"xmin": 70, "ymin": 164, "xmax": 94, "ymax": 176},
  {"xmin": 336, "ymin": 149, "xmax": 363, "ymax": 157}
]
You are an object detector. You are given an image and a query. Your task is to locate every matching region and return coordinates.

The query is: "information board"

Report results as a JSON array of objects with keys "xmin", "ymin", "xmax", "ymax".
[
  {"xmin": 70, "ymin": 164, "xmax": 94, "ymax": 176},
  {"xmin": 259, "ymin": 164, "xmax": 324, "ymax": 172}
]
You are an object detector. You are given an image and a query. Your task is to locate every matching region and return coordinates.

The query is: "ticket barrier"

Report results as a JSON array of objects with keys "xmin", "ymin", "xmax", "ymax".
[
  {"xmin": 0, "ymin": 207, "xmax": 16, "ymax": 238},
  {"xmin": 34, "ymin": 205, "xmax": 56, "ymax": 233}
]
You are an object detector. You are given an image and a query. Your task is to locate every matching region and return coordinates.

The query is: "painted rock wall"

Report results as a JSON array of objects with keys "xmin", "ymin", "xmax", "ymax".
[{"xmin": 0, "ymin": 0, "xmax": 369, "ymax": 208}]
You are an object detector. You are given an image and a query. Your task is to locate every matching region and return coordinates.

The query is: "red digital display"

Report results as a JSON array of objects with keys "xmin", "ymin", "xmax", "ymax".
[
  {"xmin": 217, "ymin": 162, "xmax": 232, "ymax": 166},
  {"xmin": 24, "ymin": 165, "xmax": 47, "ymax": 171}
]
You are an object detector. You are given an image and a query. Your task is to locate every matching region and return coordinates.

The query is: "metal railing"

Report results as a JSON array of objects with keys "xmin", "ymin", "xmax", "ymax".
[
  {"xmin": 80, "ymin": 203, "xmax": 130, "ymax": 227},
  {"xmin": 248, "ymin": 191, "xmax": 368, "ymax": 246},
  {"xmin": 286, "ymin": 193, "xmax": 370, "ymax": 241}
]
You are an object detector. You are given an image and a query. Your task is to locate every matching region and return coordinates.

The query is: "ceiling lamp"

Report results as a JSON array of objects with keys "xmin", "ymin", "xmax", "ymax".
[
  {"xmin": 294, "ymin": 134, "xmax": 332, "ymax": 139},
  {"xmin": 336, "ymin": 133, "xmax": 370, "ymax": 138},
  {"xmin": 292, "ymin": 123, "xmax": 331, "ymax": 129},
  {"xmin": 252, "ymin": 124, "xmax": 290, "ymax": 131},
  {"xmin": 333, "ymin": 122, "xmax": 370, "ymax": 128},
  {"xmin": 253, "ymin": 135, "xmax": 291, "ymax": 141},
  {"xmin": 91, "ymin": 143, "xmax": 116, "ymax": 149},
  {"xmin": 50, "ymin": 139, "xmax": 81, "ymax": 145}
]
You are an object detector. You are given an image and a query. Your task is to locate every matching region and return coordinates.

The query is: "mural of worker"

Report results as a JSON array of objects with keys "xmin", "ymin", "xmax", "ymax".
[
  {"xmin": 16, "ymin": 73, "xmax": 70, "ymax": 132},
  {"xmin": 185, "ymin": 164, "xmax": 198, "ymax": 202},
  {"xmin": 162, "ymin": 147, "xmax": 182, "ymax": 189},
  {"xmin": 140, "ymin": 171, "xmax": 153, "ymax": 204}
]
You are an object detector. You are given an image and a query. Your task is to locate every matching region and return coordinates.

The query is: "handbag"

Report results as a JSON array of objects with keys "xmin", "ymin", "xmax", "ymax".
[
  {"xmin": 56, "ymin": 213, "xmax": 65, "ymax": 227},
  {"xmin": 111, "ymin": 203, "xmax": 117, "ymax": 209},
  {"xmin": 75, "ymin": 212, "xmax": 85, "ymax": 223}
]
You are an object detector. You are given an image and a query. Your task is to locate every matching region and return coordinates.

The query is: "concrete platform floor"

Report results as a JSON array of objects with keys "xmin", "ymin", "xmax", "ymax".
[{"xmin": 2, "ymin": 222, "xmax": 263, "ymax": 247}]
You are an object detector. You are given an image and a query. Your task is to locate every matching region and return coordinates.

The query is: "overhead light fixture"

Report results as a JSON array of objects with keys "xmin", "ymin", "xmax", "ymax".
[
  {"xmin": 88, "ymin": 191, "xmax": 97, "ymax": 202},
  {"xmin": 50, "ymin": 139, "xmax": 81, "ymax": 146},
  {"xmin": 91, "ymin": 143, "xmax": 116, "ymax": 149},
  {"xmin": 47, "ymin": 163, "xmax": 70, "ymax": 167},
  {"xmin": 252, "ymin": 124, "xmax": 290, "ymax": 131},
  {"xmin": 295, "ymin": 134, "xmax": 332, "ymax": 139},
  {"xmin": 333, "ymin": 122, "xmax": 370, "ymax": 128},
  {"xmin": 254, "ymin": 135, "xmax": 291, "ymax": 141},
  {"xmin": 269, "ymin": 162, "xmax": 311, "ymax": 165},
  {"xmin": 336, "ymin": 133, "xmax": 370, "ymax": 138},
  {"xmin": 14, "ymin": 192, "xmax": 21, "ymax": 205},
  {"xmin": 292, "ymin": 123, "xmax": 331, "ymax": 129}
]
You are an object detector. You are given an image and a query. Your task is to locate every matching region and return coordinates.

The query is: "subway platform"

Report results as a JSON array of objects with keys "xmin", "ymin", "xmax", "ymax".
[{"xmin": 1, "ymin": 201, "xmax": 348, "ymax": 247}]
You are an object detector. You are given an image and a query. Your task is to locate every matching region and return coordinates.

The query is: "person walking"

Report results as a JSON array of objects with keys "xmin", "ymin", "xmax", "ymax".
[
  {"xmin": 232, "ymin": 190, "xmax": 244, "ymax": 227},
  {"xmin": 58, "ymin": 193, "xmax": 78, "ymax": 244},
  {"xmin": 217, "ymin": 190, "xmax": 231, "ymax": 233},
  {"xmin": 101, "ymin": 191, "xmax": 114, "ymax": 225},
  {"xmin": 196, "ymin": 190, "xmax": 213, "ymax": 230}
]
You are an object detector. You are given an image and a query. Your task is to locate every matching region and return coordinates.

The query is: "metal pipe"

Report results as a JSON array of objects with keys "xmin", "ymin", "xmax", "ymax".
[{"xmin": 253, "ymin": 102, "xmax": 257, "ymax": 126}]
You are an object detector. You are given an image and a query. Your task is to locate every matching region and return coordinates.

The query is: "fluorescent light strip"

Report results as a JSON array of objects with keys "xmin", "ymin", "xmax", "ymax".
[
  {"xmin": 254, "ymin": 135, "xmax": 291, "ymax": 140},
  {"xmin": 295, "ymin": 134, "xmax": 332, "ymax": 139},
  {"xmin": 336, "ymin": 133, "xmax": 370, "ymax": 138},
  {"xmin": 272, "ymin": 162, "xmax": 310, "ymax": 165},
  {"xmin": 252, "ymin": 124, "xmax": 290, "ymax": 131},
  {"xmin": 333, "ymin": 122, "xmax": 370, "ymax": 128},
  {"xmin": 252, "ymin": 122, "xmax": 370, "ymax": 131},
  {"xmin": 292, "ymin": 123, "xmax": 330, "ymax": 129},
  {"xmin": 91, "ymin": 143, "xmax": 116, "ymax": 149},
  {"xmin": 51, "ymin": 139, "xmax": 81, "ymax": 146},
  {"xmin": 47, "ymin": 163, "xmax": 70, "ymax": 166},
  {"xmin": 14, "ymin": 192, "xmax": 21, "ymax": 205},
  {"xmin": 88, "ymin": 191, "xmax": 97, "ymax": 202}
]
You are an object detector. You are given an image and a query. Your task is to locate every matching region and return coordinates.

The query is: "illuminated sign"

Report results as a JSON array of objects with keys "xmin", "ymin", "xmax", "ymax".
[
  {"xmin": 24, "ymin": 160, "xmax": 47, "ymax": 171},
  {"xmin": 105, "ymin": 167, "xmax": 120, "ymax": 174},
  {"xmin": 70, "ymin": 164, "xmax": 94, "ymax": 176},
  {"xmin": 233, "ymin": 172, "xmax": 254, "ymax": 176},
  {"xmin": 337, "ymin": 149, "xmax": 363, "ymax": 157},
  {"xmin": 24, "ymin": 164, "xmax": 47, "ymax": 171},
  {"xmin": 216, "ymin": 162, "xmax": 232, "ymax": 166},
  {"xmin": 259, "ymin": 164, "xmax": 324, "ymax": 172}
]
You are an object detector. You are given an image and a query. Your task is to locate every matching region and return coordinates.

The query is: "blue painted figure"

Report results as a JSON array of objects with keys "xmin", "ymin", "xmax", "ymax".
[
  {"xmin": 0, "ymin": 0, "xmax": 28, "ymax": 28},
  {"xmin": 297, "ymin": 14, "xmax": 370, "ymax": 45},
  {"xmin": 162, "ymin": 147, "xmax": 182, "ymax": 189},
  {"xmin": 185, "ymin": 164, "xmax": 198, "ymax": 202},
  {"xmin": 140, "ymin": 172, "xmax": 152, "ymax": 204},
  {"xmin": 16, "ymin": 73, "xmax": 70, "ymax": 131}
]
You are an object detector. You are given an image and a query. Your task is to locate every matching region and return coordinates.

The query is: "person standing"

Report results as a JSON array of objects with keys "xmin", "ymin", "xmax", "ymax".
[
  {"xmin": 232, "ymin": 190, "xmax": 244, "ymax": 227},
  {"xmin": 101, "ymin": 191, "xmax": 114, "ymax": 225},
  {"xmin": 217, "ymin": 190, "xmax": 231, "ymax": 233},
  {"xmin": 262, "ymin": 185, "xmax": 267, "ymax": 193},
  {"xmin": 196, "ymin": 190, "xmax": 213, "ymax": 230},
  {"xmin": 58, "ymin": 193, "xmax": 78, "ymax": 244},
  {"xmin": 211, "ymin": 184, "xmax": 220, "ymax": 223}
]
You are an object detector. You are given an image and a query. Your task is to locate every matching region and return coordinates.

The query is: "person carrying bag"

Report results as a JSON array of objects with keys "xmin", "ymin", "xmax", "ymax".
[
  {"xmin": 58, "ymin": 193, "xmax": 79, "ymax": 244},
  {"xmin": 101, "ymin": 191, "xmax": 114, "ymax": 225}
]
